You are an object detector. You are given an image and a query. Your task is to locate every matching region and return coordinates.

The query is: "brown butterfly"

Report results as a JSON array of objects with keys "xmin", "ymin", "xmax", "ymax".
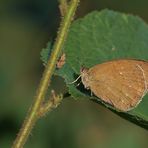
[{"xmin": 81, "ymin": 59, "xmax": 148, "ymax": 112}]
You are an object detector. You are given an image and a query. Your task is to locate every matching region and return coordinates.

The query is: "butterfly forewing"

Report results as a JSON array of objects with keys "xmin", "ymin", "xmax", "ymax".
[{"xmin": 84, "ymin": 60, "xmax": 148, "ymax": 111}]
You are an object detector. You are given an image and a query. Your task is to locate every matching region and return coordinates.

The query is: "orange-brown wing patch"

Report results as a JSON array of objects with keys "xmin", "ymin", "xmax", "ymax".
[{"xmin": 88, "ymin": 60, "xmax": 148, "ymax": 111}]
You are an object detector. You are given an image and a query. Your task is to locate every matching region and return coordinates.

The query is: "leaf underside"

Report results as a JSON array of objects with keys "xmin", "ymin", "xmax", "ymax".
[{"xmin": 41, "ymin": 9, "xmax": 148, "ymax": 129}]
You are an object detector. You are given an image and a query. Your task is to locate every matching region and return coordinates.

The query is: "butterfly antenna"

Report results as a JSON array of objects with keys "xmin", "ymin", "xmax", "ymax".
[{"xmin": 68, "ymin": 75, "xmax": 81, "ymax": 85}]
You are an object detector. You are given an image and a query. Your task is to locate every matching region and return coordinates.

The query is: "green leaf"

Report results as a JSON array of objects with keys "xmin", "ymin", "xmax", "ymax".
[
  {"xmin": 41, "ymin": 9, "xmax": 148, "ymax": 129},
  {"xmin": 40, "ymin": 42, "xmax": 52, "ymax": 65}
]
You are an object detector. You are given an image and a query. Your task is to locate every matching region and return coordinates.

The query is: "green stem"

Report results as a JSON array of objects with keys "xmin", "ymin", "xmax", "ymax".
[{"xmin": 12, "ymin": 0, "xmax": 79, "ymax": 147}]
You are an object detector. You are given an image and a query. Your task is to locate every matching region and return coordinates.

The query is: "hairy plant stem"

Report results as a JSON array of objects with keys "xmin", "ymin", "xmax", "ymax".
[{"xmin": 12, "ymin": 0, "xmax": 79, "ymax": 147}]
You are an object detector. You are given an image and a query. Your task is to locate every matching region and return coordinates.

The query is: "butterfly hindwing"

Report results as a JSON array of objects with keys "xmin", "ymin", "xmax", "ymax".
[{"xmin": 87, "ymin": 60, "xmax": 147, "ymax": 111}]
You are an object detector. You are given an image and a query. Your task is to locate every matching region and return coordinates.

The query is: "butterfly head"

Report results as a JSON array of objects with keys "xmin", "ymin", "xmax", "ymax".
[{"xmin": 80, "ymin": 67, "xmax": 91, "ymax": 89}]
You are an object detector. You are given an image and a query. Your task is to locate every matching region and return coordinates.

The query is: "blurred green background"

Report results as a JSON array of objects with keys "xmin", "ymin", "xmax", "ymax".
[{"xmin": 0, "ymin": 0, "xmax": 148, "ymax": 148}]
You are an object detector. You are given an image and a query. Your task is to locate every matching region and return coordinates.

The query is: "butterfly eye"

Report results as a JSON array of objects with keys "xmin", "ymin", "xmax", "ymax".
[{"xmin": 80, "ymin": 67, "xmax": 89, "ymax": 73}]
